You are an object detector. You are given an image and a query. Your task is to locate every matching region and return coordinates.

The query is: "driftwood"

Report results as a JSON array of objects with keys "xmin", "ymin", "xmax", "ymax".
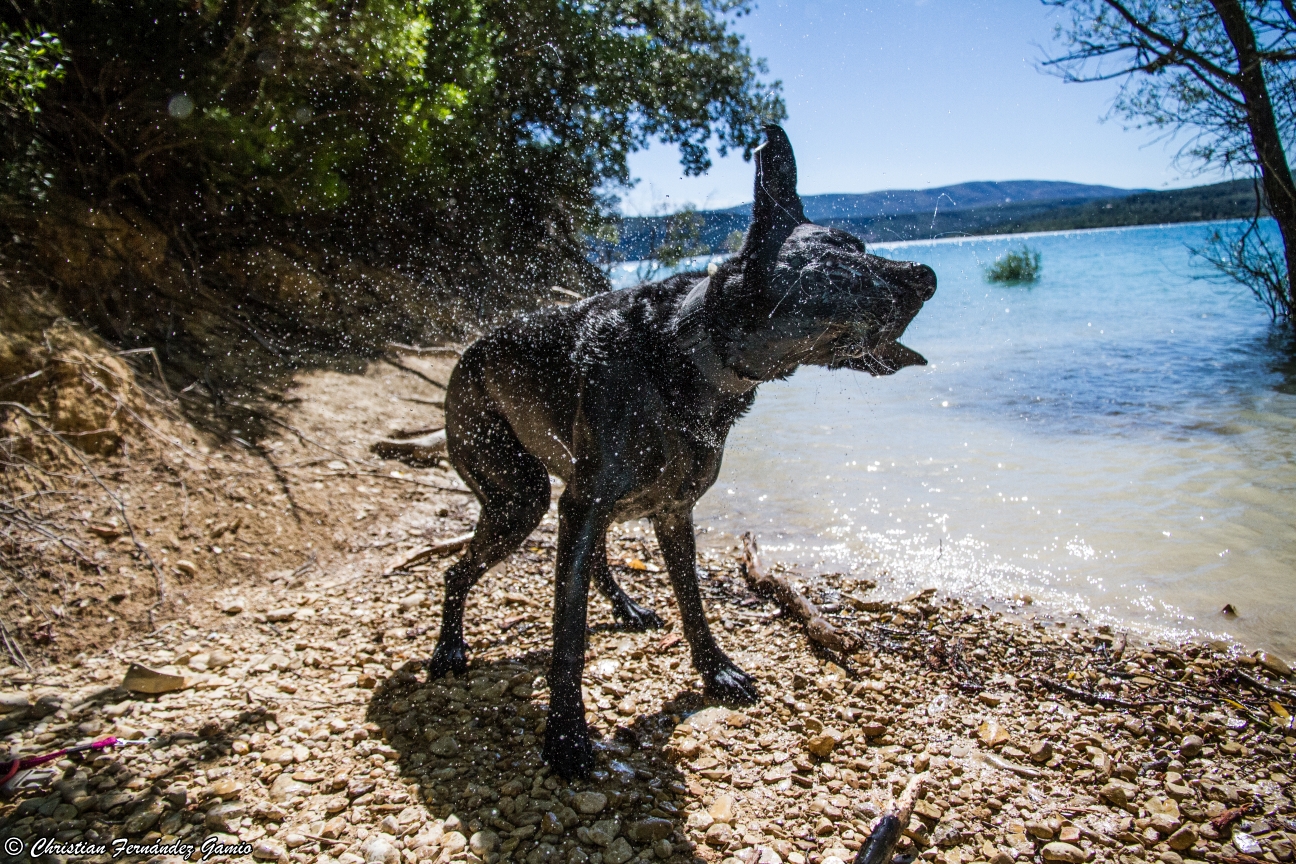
[
  {"xmin": 854, "ymin": 773, "xmax": 926, "ymax": 864},
  {"xmin": 383, "ymin": 532, "xmax": 474, "ymax": 575},
  {"xmin": 371, "ymin": 428, "xmax": 447, "ymax": 465},
  {"xmin": 739, "ymin": 532, "xmax": 858, "ymax": 654}
]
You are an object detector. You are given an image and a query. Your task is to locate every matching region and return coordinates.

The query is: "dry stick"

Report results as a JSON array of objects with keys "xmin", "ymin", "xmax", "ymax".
[
  {"xmin": 23, "ymin": 413, "xmax": 168, "ymax": 609},
  {"xmin": 739, "ymin": 532, "xmax": 858, "ymax": 654},
  {"xmin": 382, "ymin": 356, "xmax": 448, "ymax": 390},
  {"xmin": 1232, "ymin": 668, "xmax": 1296, "ymax": 700},
  {"xmin": 76, "ymin": 370, "xmax": 207, "ymax": 463},
  {"xmin": 236, "ymin": 404, "xmax": 365, "ymax": 467},
  {"xmin": 1035, "ymin": 675, "xmax": 1166, "ymax": 709},
  {"xmin": 342, "ymin": 469, "xmax": 474, "ymax": 496},
  {"xmin": 114, "ymin": 348, "xmax": 173, "ymax": 398},
  {"xmin": 384, "ymin": 533, "xmax": 474, "ymax": 574},
  {"xmin": 0, "ymin": 506, "xmax": 96, "ymax": 565},
  {"xmin": 0, "ymin": 617, "xmax": 32, "ymax": 671},
  {"xmin": 854, "ymin": 773, "xmax": 927, "ymax": 864}
]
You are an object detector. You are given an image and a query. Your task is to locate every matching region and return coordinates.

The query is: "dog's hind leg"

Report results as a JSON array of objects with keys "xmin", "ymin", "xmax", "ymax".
[
  {"xmin": 427, "ymin": 411, "xmax": 550, "ymax": 679},
  {"xmin": 592, "ymin": 536, "xmax": 664, "ymax": 631}
]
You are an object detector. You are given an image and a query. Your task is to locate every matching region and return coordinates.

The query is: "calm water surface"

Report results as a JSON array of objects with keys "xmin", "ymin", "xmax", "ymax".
[{"xmin": 616, "ymin": 222, "xmax": 1296, "ymax": 655}]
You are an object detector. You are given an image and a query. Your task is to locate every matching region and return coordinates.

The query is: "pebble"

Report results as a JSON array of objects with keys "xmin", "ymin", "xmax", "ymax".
[
  {"xmin": 1179, "ymin": 733, "xmax": 1204, "ymax": 758},
  {"xmin": 977, "ymin": 719, "xmax": 1010, "ymax": 746},
  {"xmin": 269, "ymin": 773, "xmax": 309, "ymax": 802},
  {"xmin": 574, "ymin": 790, "xmax": 608, "ymax": 814},
  {"xmin": 804, "ymin": 728, "xmax": 841, "ymax": 757},
  {"xmin": 361, "ymin": 836, "xmax": 400, "ymax": 864},
  {"xmin": 442, "ymin": 831, "xmax": 468, "ymax": 854},
  {"xmin": 470, "ymin": 829, "xmax": 500, "ymax": 856},
  {"xmin": 1256, "ymin": 651, "xmax": 1291, "ymax": 677},
  {"xmin": 709, "ymin": 794, "xmax": 736, "ymax": 823},
  {"xmin": 1040, "ymin": 842, "xmax": 1085, "ymax": 864},
  {"xmin": 604, "ymin": 836, "xmax": 634, "ymax": 864},
  {"xmin": 252, "ymin": 838, "xmax": 288, "ymax": 861}
]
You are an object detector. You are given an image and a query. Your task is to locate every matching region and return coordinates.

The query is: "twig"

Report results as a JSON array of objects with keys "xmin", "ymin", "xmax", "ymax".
[
  {"xmin": 386, "ymin": 342, "xmax": 462, "ymax": 357},
  {"xmin": 0, "ymin": 401, "xmax": 48, "ymax": 418},
  {"xmin": 384, "ymin": 533, "xmax": 474, "ymax": 574},
  {"xmin": 233, "ymin": 404, "xmax": 365, "ymax": 467},
  {"xmin": 1035, "ymin": 675, "xmax": 1166, "ymax": 709},
  {"xmin": 21, "ymin": 414, "xmax": 168, "ymax": 609},
  {"xmin": 114, "ymin": 347, "xmax": 173, "ymax": 398},
  {"xmin": 855, "ymin": 773, "xmax": 926, "ymax": 864},
  {"xmin": 0, "ymin": 618, "xmax": 32, "ymax": 671},
  {"xmin": 739, "ymin": 533, "xmax": 858, "ymax": 654},
  {"xmin": 381, "ymin": 357, "xmax": 448, "ymax": 390},
  {"xmin": 340, "ymin": 469, "xmax": 474, "ymax": 496},
  {"xmin": 1231, "ymin": 668, "xmax": 1296, "ymax": 700}
]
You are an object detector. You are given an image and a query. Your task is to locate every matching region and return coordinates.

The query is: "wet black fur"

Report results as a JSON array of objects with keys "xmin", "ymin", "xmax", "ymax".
[{"xmin": 425, "ymin": 126, "xmax": 937, "ymax": 778}]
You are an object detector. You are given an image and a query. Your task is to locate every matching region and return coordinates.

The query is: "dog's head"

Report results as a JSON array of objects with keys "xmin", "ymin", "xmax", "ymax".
[{"xmin": 699, "ymin": 126, "xmax": 936, "ymax": 381}]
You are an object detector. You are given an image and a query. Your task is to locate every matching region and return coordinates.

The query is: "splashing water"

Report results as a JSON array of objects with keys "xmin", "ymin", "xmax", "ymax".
[{"xmin": 676, "ymin": 221, "xmax": 1296, "ymax": 655}]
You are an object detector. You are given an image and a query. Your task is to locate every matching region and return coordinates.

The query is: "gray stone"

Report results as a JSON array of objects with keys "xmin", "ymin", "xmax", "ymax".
[
  {"xmin": 253, "ymin": 838, "xmax": 289, "ymax": 861},
  {"xmin": 1040, "ymin": 843, "xmax": 1085, "ymax": 864},
  {"xmin": 603, "ymin": 837, "xmax": 634, "ymax": 864},
  {"xmin": 573, "ymin": 791, "xmax": 608, "ymax": 815},
  {"xmin": 628, "ymin": 819, "xmax": 672, "ymax": 843},
  {"xmin": 361, "ymin": 835, "xmax": 401, "ymax": 864},
  {"xmin": 269, "ymin": 773, "xmax": 309, "ymax": 802},
  {"xmin": 430, "ymin": 735, "xmax": 461, "ymax": 756},
  {"xmin": 471, "ymin": 830, "xmax": 501, "ymax": 856},
  {"xmin": 587, "ymin": 819, "xmax": 620, "ymax": 847}
]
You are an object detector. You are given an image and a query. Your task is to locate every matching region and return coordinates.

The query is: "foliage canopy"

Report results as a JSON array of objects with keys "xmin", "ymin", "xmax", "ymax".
[{"xmin": 0, "ymin": 0, "xmax": 783, "ymax": 384}]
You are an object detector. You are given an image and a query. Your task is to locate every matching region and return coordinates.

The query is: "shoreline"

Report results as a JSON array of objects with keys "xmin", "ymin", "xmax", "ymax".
[
  {"xmin": 1, "ymin": 345, "xmax": 1291, "ymax": 864},
  {"xmin": 0, "ymin": 514, "xmax": 1292, "ymax": 864}
]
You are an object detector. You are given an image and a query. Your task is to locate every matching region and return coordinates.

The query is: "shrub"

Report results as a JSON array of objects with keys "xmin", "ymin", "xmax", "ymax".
[{"xmin": 986, "ymin": 245, "xmax": 1042, "ymax": 283}]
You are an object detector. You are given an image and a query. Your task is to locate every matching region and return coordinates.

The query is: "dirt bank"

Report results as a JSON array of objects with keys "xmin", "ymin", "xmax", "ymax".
[{"xmin": 0, "ymin": 318, "xmax": 1292, "ymax": 864}]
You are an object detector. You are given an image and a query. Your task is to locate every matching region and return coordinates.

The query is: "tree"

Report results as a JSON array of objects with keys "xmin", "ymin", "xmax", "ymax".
[
  {"xmin": 1043, "ymin": 0, "xmax": 1296, "ymax": 321},
  {"xmin": 0, "ymin": 0, "xmax": 784, "ymax": 384},
  {"xmin": 653, "ymin": 205, "xmax": 710, "ymax": 266}
]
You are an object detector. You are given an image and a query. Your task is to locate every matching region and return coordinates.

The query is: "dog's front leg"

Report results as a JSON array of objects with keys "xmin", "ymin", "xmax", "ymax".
[
  {"xmin": 542, "ymin": 490, "xmax": 612, "ymax": 779},
  {"xmin": 653, "ymin": 509, "xmax": 760, "ymax": 706}
]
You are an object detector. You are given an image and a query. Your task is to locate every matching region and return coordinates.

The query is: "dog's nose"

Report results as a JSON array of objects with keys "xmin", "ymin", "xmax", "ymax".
[{"xmin": 912, "ymin": 263, "xmax": 937, "ymax": 302}]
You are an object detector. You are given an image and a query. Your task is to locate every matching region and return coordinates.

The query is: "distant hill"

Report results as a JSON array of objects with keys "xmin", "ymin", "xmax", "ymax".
[
  {"xmin": 722, "ymin": 180, "xmax": 1142, "ymax": 221},
  {"xmin": 605, "ymin": 179, "xmax": 1261, "ymax": 260}
]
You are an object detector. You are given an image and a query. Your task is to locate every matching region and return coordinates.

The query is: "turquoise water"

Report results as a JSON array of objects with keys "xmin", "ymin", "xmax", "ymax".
[{"xmin": 614, "ymin": 221, "xmax": 1296, "ymax": 655}]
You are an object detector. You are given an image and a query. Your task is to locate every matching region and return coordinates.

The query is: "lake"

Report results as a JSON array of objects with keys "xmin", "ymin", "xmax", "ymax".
[{"xmin": 612, "ymin": 221, "xmax": 1296, "ymax": 656}]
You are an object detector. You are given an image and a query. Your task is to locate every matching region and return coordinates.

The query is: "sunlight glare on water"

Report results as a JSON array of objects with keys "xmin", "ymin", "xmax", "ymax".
[{"xmin": 628, "ymin": 221, "xmax": 1296, "ymax": 655}]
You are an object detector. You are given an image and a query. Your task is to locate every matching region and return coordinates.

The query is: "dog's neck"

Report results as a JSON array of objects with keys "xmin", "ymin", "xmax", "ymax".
[{"xmin": 673, "ymin": 277, "xmax": 763, "ymax": 397}]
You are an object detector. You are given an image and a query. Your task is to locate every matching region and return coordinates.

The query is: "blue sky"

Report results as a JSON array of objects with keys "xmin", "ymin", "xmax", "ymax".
[{"xmin": 618, "ymin": 0, "xmax": 1230, "ymax": 215}]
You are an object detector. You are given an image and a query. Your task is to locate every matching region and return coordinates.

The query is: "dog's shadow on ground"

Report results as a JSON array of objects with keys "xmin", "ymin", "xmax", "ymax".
[{"xmin": 368, "ymin": 654, "xmax": 699, "ymax": 864}]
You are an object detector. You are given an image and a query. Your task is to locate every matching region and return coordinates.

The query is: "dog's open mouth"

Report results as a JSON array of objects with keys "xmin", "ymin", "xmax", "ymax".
[{"xmin": 823, "ymin": 329, "xmax": 928, "ymax": 376}]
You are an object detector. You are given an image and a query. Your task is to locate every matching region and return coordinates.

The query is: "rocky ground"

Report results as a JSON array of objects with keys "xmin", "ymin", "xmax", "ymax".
[{"xmin": 0, "ymin": 351, "xmax": 1293, "ymax": 864}]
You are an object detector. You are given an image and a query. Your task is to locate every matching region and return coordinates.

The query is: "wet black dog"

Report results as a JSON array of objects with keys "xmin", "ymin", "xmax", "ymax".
[{"xmin": 427, "ymin": 126, "xmax": 936, "ymax": 778}]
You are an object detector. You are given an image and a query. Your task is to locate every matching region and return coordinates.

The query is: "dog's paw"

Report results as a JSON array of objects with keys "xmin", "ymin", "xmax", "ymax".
[
  {"xmin": 704, "ymin": 664, "xmax": 760, "ymax": 706},
  {"xmin": 542, "ymin": 714, "xmax": 594, "ymax": 779},
  {"xmin": 425, "ymin": 638, "xmax": 469, "ymax": 679},
  {"xmin": 612, "ymin": 597, "xmax": 665, "ymax": 632}
]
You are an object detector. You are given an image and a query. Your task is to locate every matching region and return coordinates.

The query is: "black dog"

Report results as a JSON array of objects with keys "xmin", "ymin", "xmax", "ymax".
[{"xmin": 428, "ymin": 125, "xmax": 936, "ymax": 779}]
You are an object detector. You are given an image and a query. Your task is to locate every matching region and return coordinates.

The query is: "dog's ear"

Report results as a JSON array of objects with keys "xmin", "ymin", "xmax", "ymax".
[{"xmin": 739, "ymin": 125, "xmax": 808, "ymax": 287}]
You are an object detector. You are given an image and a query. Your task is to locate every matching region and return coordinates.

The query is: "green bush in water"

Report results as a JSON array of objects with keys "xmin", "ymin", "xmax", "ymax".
[{"xmin": 986, "ymin": 245, "xmax": 1042, "ymax": 283}]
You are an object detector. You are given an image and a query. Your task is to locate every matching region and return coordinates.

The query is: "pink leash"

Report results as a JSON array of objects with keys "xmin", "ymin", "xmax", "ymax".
[{"xmin": 0, "ymin": 736, "xmax": 145, "ymax": 786}]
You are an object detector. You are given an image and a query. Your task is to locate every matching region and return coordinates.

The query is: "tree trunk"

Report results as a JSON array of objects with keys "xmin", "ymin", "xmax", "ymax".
[{"xmin": 1211, "ymin": 0, "xmax": 1296, "ymax": 319}]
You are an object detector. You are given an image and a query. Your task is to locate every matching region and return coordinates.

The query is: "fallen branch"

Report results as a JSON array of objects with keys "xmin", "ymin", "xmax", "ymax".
[
  {"xmin": 371, "ymin": 428, "xmax": 446, "ymax": 464},
  {"xmin": 384, "ymin": 533, "xmax": 474, "ymax": 574},
  {"xmin": 739, "ymin": 532, "xmax": 858, "ymax": 654},
  {"xmin": 387, "ymin": 342, "xmax": 463, "ymax": 357},
  {"xmin": 1231, "ymin": 668, "xmax": 1296, "ymax": 701},
  {"xmin": 382, "ymin": 356, "xmax": 448, "ymax": 390},
  {"xmin": 854, "ymin": 773, "xmax": 926, "ymax": 864},
  {"xmin": 1035, "ymin": 675, "xmax": 1166, "ymax": 709}
]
